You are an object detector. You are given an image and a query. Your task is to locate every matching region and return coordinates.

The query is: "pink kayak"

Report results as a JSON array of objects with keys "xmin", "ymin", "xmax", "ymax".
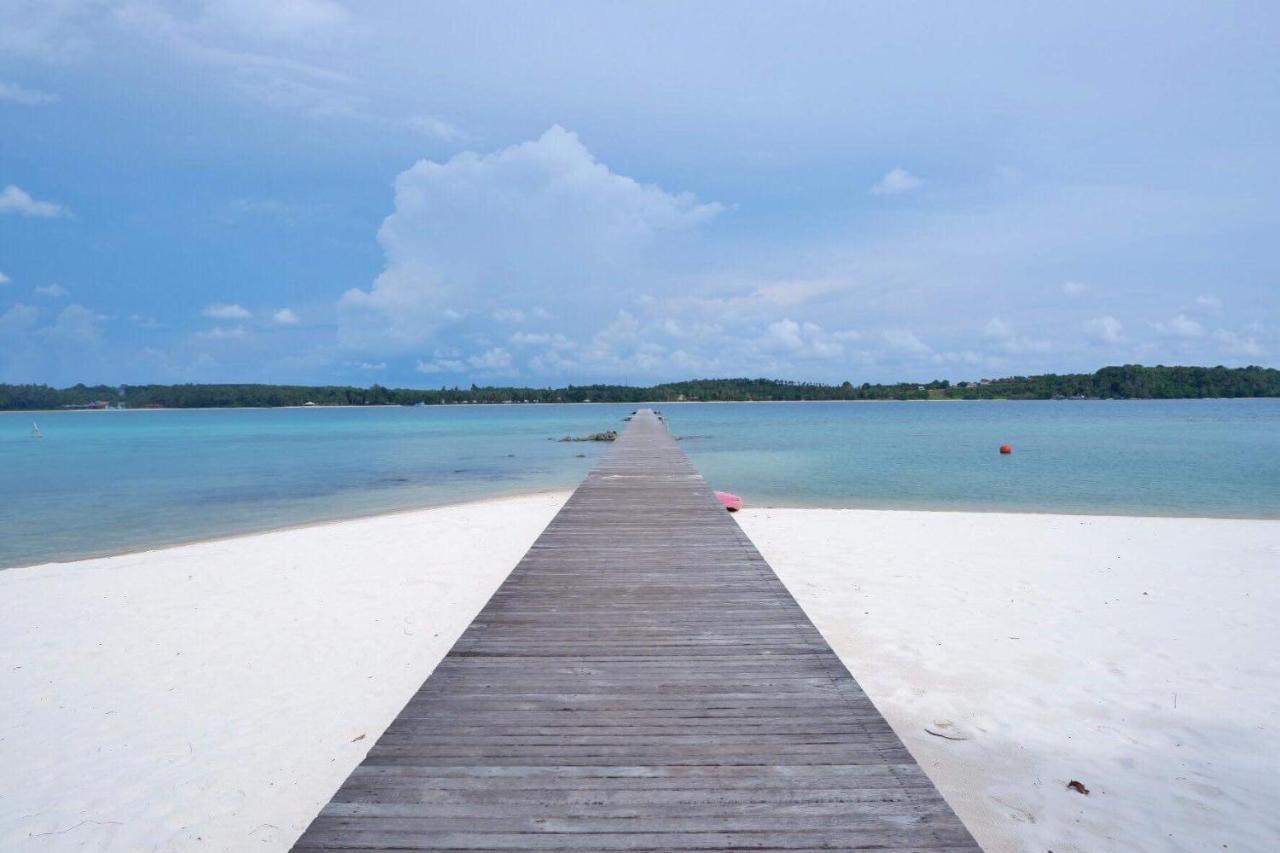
[{"xmin": 715, "ymin": 490, "xmax": 743, "ymax": 512}]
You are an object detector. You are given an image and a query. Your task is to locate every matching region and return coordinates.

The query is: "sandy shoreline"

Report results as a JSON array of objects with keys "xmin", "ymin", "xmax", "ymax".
[
  {"xmin": 742, "ymin": 509, "xmax": 1280, "ymax": 853},
  {"xmin": 2, "ymin": 497, "xmax": 1276, "ymax": 851}
]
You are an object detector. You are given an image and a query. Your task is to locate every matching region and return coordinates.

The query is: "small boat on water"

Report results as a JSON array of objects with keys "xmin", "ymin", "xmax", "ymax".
[
  {"xmin": 715, "ymin": 490, "xmax": 743, "ymax": 512},
  {"xmin": 31, "ymin": 421, "xmax": 42, "ymax": 439}
]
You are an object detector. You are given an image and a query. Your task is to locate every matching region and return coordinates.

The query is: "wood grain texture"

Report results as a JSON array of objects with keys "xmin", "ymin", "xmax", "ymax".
[{"xmin": 292, "ymin": 410, "xmax": 980, "ymax": 851}]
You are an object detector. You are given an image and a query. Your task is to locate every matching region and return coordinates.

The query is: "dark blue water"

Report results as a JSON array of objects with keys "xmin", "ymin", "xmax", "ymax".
[{"xmin": 2, "ymin": 399, "xmax": 1277, "ymax": 567}]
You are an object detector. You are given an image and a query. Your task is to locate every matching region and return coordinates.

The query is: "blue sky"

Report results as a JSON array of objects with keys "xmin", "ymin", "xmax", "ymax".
[{"xmin": 2, "ymin": 1, "xmax": 1277, "ymax": 387}]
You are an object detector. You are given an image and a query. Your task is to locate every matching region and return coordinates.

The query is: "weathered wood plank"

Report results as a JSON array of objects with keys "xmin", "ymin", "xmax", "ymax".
[{"xmin": 290, "ymin": 410, "xmax": 979, "ymax": 851}]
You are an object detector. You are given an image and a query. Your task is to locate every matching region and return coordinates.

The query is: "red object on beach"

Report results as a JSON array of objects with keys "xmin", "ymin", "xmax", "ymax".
[
  {"xmin": 715, "ymin": 490, "xmax": 743, "ymax": 512},
  {"xmin": 999, "ymin": 444, "xmax": 1013, "ymax": 455}
]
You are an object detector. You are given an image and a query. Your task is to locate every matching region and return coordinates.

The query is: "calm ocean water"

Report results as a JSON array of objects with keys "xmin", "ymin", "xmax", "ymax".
[{"xmin": 2, "ymin": 399, "xmax": 1278, "ymax": 568}]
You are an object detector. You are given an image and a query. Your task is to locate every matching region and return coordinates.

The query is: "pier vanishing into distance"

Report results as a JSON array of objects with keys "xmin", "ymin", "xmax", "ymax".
[{"xmin": 293, "ymin": 409, "xmax": 979, "ymax": 851}]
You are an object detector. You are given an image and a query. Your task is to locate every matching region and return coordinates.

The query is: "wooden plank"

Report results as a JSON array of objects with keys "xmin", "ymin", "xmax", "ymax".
[{"xmin": 291, "ymin": 410, "xmax": 980, "ymax": 851}]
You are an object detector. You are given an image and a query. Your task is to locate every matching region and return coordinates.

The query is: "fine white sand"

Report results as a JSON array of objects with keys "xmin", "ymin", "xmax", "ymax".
[
  {"xmin": 3, "ymin": 501, "xmax": 1277, "ymax": 852},
  {"xmin": 0, "ymin": 492, "xmax": 570, "ymax": 852},
  {"xmin": 738, "ymin": 508, "xmax": 1280, "ymax": 853}
]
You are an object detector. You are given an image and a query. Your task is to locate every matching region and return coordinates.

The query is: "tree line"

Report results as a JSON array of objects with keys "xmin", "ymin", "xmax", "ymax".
[{"xmin": 1, "ymin": 365, "xmax": 1277, "ymax": 410}]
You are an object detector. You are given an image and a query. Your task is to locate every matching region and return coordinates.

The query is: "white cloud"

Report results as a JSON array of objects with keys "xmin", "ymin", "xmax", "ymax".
[
  {"xmin": 1152, "ymin": 314, "xmax": 1203, "ymax": 338},
  {"xmin": 112, "ymin": 2, "xmax": 356, "ymax": 117},
  {"xmin": 0, "ymin": 302, "xmax": 105, "ymax": 348},
  {"xmin": 981, "ymin": 316, "xmax": 1051, "ymax": 353},
  {"xmin": 751, "ymin": 279, "xmax": 848, "ymax": 307},
  {"xmin": 764, "ymin": 318, "xmax": 807, "ymax": 351},
  {"xmin": 35, "ymin": 283, "xmax": 68, "ymax": 297},
  {"xmin": 870, "ymin": 167, "xmax": 924, "ymax": 196},
  {"xmin": 1193, "ymin": 294, "xmax": 1222, "ymax": 309},
  {"xmin": 509, "ymin": 331, "xmax": 575, "ymax": 349},
  {"xmin": 199, "ymin": 0, "xmax": 350, "ymax": 40},
  {"xmin": 881, "ymin": 328, "xmax": 931, "ymax": 354},
  {"xmin": 407, "ymin": 115, "xmax": 470, "ymax": 143},
  {"xmin": 0, "ymin": 185, "xmax": 67, "ymax": 217},
  {"xmin": 0, "ymin": 81, "xmax": 58, "ymax": 104},
  {"xmin": 0, "ymin": 303, "xmax": 38, "ymax": 334},
  {"xmin": 414, "ymin": 357, "xmax": 464, "ymax": 374},
  {"xmin": 0, "ymin": 271, "xmax": 11, "ymax": 285},
  {"xmin": 202, "ymin": 302, "xmax": 252, "ymax": 319},
  {"xmin": 51, "ymin": 304, "xmax": 104, "ymax": 342},
  {"xmin": 932, "ymin": 349, "xmax": 983, "ymax": 366},
  {"xmin": 338, "ymin": 126, "xmax": 724, "ymax": 353},
  {"xmin": 1084, "ymin": 315, "xmax": 1125, "ymax": 344},
  {"xmin": 1061, "ymin": 281, "xmax": 1088, "ymax": 296},
  {"xmin": 0, "ymin": 2, "xmax": 96, "ymax": 62},
  {"xmin": 983, "ymin": 317, "xmax": 1013, "ymax": 340},
  {"xmin": 272, "ymin": 307, "xmax": 300, "ymax": 325},
  {"xmin": 197, "ymin": 325, "xmax": 247, "ymax": 340},
  {"xmin": 468, "ymin": 347, "xmax": 512, "ymax": 370},
  {"xmin": 1212, "ymin": 328, "xmax": 1264, "ymax": 357},
  {"xmin": 760, "ymin": 318, "xmax": 849, "ymax": 359},
  {"xmin": 492, "ymin": 308, "xmax": 525, "ymax": 323},
  {"xmin": 347, "ymin": 360, "xmax": 386, "ymax": 371}
]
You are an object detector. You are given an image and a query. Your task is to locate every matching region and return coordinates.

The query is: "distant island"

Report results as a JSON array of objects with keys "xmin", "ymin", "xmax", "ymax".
[{"xmin": 2, "ymin": 365, "xmax": 1277, "ymax": 410}]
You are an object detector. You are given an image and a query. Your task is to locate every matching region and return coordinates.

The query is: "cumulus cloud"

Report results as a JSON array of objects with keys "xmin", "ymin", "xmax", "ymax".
[
  {"xmin": 0, "ymin": 184, "xmax": 67, "ymax": 217},
  {"xmin": 1084, "ymin": 315, "xmax": 1125, "ymax": 344},
  {"xmin": 982, "ymin": 317, "xmax": 1013, "ymax": 340},
  {"xmin": 1193, "ymin": 294, "xmax": 1222, "ymax": 309},
  {"xmin": 0, "ymin": 81, "xmax": 58, "ymax": 105},
  {"xmin": 760, "ymin": 318, "xmax": 852, "ymax": 359},
  {"xmin": 202, "ymin": 302, "xmax": 252, "ymax": 319},
  {"xmin": 1061, "ymin": 281, "xmax": 1088, "ymax": 296},
  {"xmin": 0, "ymin": 271, "xmax": 11, "ymax": 285},
  {"xmin": 35, "ymin": 283, "xmax": 68, "ymax": 297},
  {"xmin": 0, "ymin": 302, "xmax": 105, "ymax": 346},
  {"xmin": 881, "ymin": 328, "xmax": 931, "ymax": 354},
  {"xmin": 415, "ymin": 357, "xmax": 464, "ymax": 374},
  {"xmin": 197, "ymin": 325, "xmax": 247, "ymax": 340},
  {"xmin": 272, "ymin": 307, "xmax": 300, "ymax": 325},
  {"xmin": 407, "ymin": 115, "xmax": 470, "ymax": 142},
  {"xmin": 338, "ymin": 126, "xmax": 724, "ymax": 353},
  {"xmin": 468, "ymin": 347, "xmax": 513, "ymax": 370},
  {"xmin": 509, "ymin": 331, "xmax": 574, "ymax": 349},
  {"xmin": 0, "ymin": 303, "xmax": 39, "ymax": 334},
  {"xmin": 870, "ymin": 167, "xmax": 924, "ymax": 196},
  {"xmin": 1153, "ymin": 314, "xmax": 1203, "ymax": 338},
  {"xmin": 982, "ymin": 317, "xmax": 1051, "ymax": 353},
  {"xmin": 51, "ymin": 304, "xmax": 104, "ymax": 342},
  {"xmin": 1212, "ymin": 328, "xmax": 1263, "ymax": 357}
]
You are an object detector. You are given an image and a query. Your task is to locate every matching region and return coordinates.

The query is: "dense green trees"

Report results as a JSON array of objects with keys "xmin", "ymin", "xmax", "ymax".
[{"xmin": 1, "ymin": 365, "xmax": 1277, "ymax": 410}]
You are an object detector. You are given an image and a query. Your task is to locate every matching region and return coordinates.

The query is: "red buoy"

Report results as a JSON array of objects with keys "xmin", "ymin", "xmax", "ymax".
[{"xmin": 999, "ymin": 444, "xmax": 1013, "ymax": 455}]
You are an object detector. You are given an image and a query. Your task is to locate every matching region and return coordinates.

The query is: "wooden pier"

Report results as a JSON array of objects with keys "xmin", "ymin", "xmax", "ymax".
[{"xmin": 292, "ymin": 410, "xmax": 979, "ymax": 851}]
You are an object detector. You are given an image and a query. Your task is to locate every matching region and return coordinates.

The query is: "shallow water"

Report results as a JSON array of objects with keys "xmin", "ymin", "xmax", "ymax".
[{"xmin": 2, "ymin": 399, "xmax": 1277, "ymax": 567}]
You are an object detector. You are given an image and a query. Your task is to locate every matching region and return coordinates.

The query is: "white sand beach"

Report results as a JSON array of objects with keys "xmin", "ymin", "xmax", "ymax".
[
  {"xmin": 0, "ymin": 494, "xmax": 569, "ymax": 852},
  {"xmin": 2, "ymin": 499, "xmax": 1277, "ymax": 852},
  {"xmin": 742, "ymin": 509, "xmax": 1280, "ymax": 853}
]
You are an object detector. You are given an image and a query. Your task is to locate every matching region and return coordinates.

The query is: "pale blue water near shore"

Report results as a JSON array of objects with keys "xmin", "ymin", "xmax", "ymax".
[{"xmin": 2, "ymin": 399, "xmax": 1278, "ymax": 568}]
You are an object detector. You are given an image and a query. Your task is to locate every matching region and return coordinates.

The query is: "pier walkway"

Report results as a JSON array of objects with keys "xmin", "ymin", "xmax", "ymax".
[{"xmin": 292, "ymin": 410, "xmax": 979, "ymax": 851}]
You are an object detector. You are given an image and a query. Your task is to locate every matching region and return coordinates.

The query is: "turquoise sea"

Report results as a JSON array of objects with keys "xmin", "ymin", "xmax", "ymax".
[{"xmin": 2, "ymin": 399, "xmax": 1278, "ymax": 568}]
